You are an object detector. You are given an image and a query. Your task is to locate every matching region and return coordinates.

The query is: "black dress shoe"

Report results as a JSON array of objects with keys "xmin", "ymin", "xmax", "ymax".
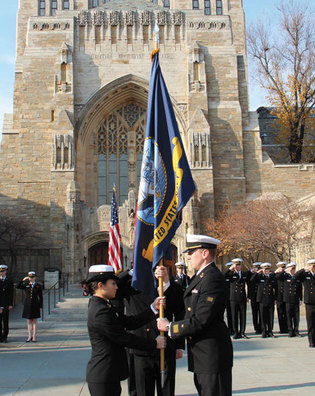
[
  {"xmin": 309, "ymin": 343, "xmax": 314, "ymax": 348},
  {"xmin": 233, "ymin": 333, "xmax": 241, "ymax": 339},
  {"xmin": 269, "ymin": 332, "xmax": 275, "ymax": 338},
  {"xmin": 26, "ymin": 338, "xmax": 32, "ymax": 342},
  {"xmin": 289, "ymin": 331, "xmax": 295, "ymax": 338},
  {"xmin": 241, "ymin": 333, "xmax": 249, "ymax": 339},
  {"xmin": 262, "ymin": 332, "xmax": 267, "ymax": 338},
  {"xmin": 295, "ymin": 331, "xmax": 302, "ymax": 337}
]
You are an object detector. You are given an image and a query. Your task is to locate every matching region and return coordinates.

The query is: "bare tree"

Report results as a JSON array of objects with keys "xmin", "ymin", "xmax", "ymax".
[
  {"xmin": 206, "ymin": 196, "xmax": 312, "ymax": 266},
  {"xmin": 247, "ymin": 0, "xmax": 315, "ymax": 163},
  {"xmin": 0, "ymin": 212, "xmax": 45, "ymax": 275}
]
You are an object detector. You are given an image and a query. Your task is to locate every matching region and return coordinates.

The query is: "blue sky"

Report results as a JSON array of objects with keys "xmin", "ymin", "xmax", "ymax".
[{"xmin": 0, "ymin": 0, "xmax": 281, "ymax": 139}]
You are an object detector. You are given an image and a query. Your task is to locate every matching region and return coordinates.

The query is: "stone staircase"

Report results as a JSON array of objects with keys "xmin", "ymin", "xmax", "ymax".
[{"xmin": 44, "ymin": 284, "xmax": 89, "ymax": 322}]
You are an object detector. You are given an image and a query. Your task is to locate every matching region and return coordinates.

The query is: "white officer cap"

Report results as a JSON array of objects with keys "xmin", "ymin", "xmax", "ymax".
[
  {"xmin": 86, "ymin": 264, "xmax": 117, "ymax": 283},
  {"xmin": 175, "ymin": 262, "xmax": 186, "ymax": 267},
  {"xmin": 276, "ymin": 261, "xmax": 287, "ymax": 267},
  {"xmin": 225, "ymin": 262, "xmax": 233, "ymax": 267},
  {"xmin": 286, "ymin": 262, "xmax": 297, "ymax": 269},
  {"xmin": 0, "ymin": 264, "xmax": 8, "ymax": 271},
  {"xmin": 252, "ymin": 262, "xmax": 262, "ymax": 267},
  {"xmin": 28, "ymin": 271, "xmax": 36, "ymax": 276},
  {"xmin": 183, "ymin": 234, "xmax": 221, "ymax": 253},
  {"xmin": 307, "ymin": 259, "xmax": 315, "ymax": 265},
  {"xmin": 232, "ymin": 258, "xmax": 243, "ymax": 263},
  {"xmin": 261, "ymin": 263, "xmax": 271, "ymax": 269}
]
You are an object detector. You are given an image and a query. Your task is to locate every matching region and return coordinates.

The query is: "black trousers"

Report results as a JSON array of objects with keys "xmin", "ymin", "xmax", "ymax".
[
  {"xmin": 0, "ymin": 308, "xmax": 9, "ymax": 339},
  {"xmin": 285, "ymin": 302, "xmax": 300, "ymax": 333},
  {"xmin": 88, "ymin": 382, "xmax": 121, "ymax": 396},
  {"xmin": 250, "ymin": 300, "xmax": 261, "ymax": 333},
  {"xmin": 230, "ymin": 301, "xmax": 246, "ymax": 335},
  {"xmin": 305, "ymin": 303, "xmax": 315, "ymax": 346},
  {"xmin": 259, "ymin": 302, "xmax": 274, "ymax": 334},
  {"xmin": 127, "ymin": 351, "xmax": 137, "ymax": 396},
  {"xmin": 194, "ymin": 370, "xmax": 232, "ymax": 396},
  {"xmin": 133, "ymin": 351, "xmax": 176, "ymax": 396},
  {"xmin": 276, "ymin": 301, "xmax": 288, "ymax": 333},
  {"xmin": 225, "ymin": 301, "xmax": 233, "ymax": 333}
]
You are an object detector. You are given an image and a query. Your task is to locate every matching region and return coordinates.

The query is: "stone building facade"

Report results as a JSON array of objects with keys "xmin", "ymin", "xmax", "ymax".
[{"xmin": 0, "ymin": 0, "xmax": 314, "ymax": 281}]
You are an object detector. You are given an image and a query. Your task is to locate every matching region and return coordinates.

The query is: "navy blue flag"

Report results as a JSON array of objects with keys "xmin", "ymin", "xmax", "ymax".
[{"xmin": 132, "ymin": 52, "xmax": 196, "ymax": 298}]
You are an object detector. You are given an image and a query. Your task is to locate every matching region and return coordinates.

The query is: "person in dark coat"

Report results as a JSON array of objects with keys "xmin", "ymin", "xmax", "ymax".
[
  {"xmin": 223, "ymin": 262, "xmax": 233, "ymax": 335},
  {"xmin": 225, "ymin": 258, "xmax": 251, "ymax": 339},
  {"xmin": 173, "ymin": 261, "xmax": 191, "ymax": 292},
  {"xmin": 158, "ymin": 234, "xmax": 233, "ymax": 396},
  {"xmin": 247, "ymin": 262, "xmax": 262, "ymax": 334},
  {"xmin": 125, "ymin": 265, "xmax": 185, "ymax": 396},
  {"xmin": 295, "ymin": 259, "xmax": 315, "ymax": 347},
  {"xmin": 276, "ymin": 262, "xmax": 302, "ymax": 337},
  {"xmin": 251, "ymin": 263, "xmax": 277, "ymax": 338},
  {"xmin": 0, "ymin": 265, "xmax": 14, "ymax": 343},
  {"xmin": 275, "ymin": 261, "xmax": 289, "ymax": 333},
  {"xmin": 85, "ymin": 265, "xmax": 166, "ymax": 396},
  {"xmin": 16, "ymin": 271, "xmax": 43, "ymax": 342}
]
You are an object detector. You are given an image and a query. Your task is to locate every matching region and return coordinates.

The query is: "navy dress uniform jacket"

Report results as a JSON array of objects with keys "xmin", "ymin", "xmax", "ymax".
[
  {"xmin": 295, "ymin": 269, "xmax": 315, "ymax": 304},
  {"xmin": 86, "ymin": 296, "xmax": 157, "ymax": 383},
  {"xmin": 225, "ymin": 270, "xmax": 251, "ymax": 302},
  {"xmin": 16, "ymin": 281, "xmax": 43, "ymax": 319},
  {"xmin": 276, "ymin": 273, "xmax": 302, "ymax": 304},
  {"xmin": 251, "ymin": 273, "xmax": 277, "ymax": 304},
  {"xmin": 169, "ymin": 262, "xmax": 233, "ymax": 374},
  {"xmin": 0, "ymin": 278, "xmax": 14, "ymax": 308}
]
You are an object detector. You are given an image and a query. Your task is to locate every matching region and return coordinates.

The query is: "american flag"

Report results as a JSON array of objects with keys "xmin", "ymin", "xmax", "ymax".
[{"xmin": 108, "ymin": 188, "xmax": 122, "ymax": 273}]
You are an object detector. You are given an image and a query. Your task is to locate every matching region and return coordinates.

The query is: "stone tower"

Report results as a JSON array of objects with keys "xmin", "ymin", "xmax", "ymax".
[{"xmin": 2, "ymin": 1, "xmax": 312, "ymax": 279}]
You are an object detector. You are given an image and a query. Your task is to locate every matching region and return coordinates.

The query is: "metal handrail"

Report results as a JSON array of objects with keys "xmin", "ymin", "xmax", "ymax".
[{"xmin": 41, "ymin": 275, "xmax": 70, "ymax": 321}]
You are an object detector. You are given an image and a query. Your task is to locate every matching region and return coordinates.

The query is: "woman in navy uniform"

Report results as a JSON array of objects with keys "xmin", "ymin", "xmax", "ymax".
[
  {"xmin": 295, "ymin": 259, "xmax": 315, "ymax": 347},
  {"xmin": 84, "ymin": 265, "xmax": 166, "ymax": 396},
  {"xmin": 157, "ymin": 234, "xmax": 233, "ymax": 396},
  {"xmin": 16, "ymin": 271, "xmax": 43, "ymax": 342}
]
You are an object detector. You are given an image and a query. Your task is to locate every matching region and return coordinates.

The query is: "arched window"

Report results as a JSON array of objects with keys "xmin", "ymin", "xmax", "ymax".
[
  {"xmin": 51, "ymin": 0, "xmax": 57, "ymax": 16},
  {"xmin": 63, "ymin": 0, "xmax": 69, "ymax": 9},
  {"xmin": 39, "ymin": 0, "xmax": 45, "ymax": 16},
  {"xmin": 216, "ymin": 0, "xmax": 223, "ymax": 15},
  {"xmin": 163, "ymin": 0, "xmax": 170, "ymax": 8},
  {"xmin": 92, "ymin": 0, "xmax": 99, "ymax": 8},
  {"xmin": 97, "ymin": 103, "xmax": 146, "ymax": 205},
  {"xmin": 193, "ymin": 0, "xmax": 199, "ymax": 9},
  {"xmin": 204, "ymin": 0, "xmax": 211, "ymax": 15}
]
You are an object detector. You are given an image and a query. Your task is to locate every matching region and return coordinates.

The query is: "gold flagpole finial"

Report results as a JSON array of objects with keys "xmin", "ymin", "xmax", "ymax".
[{"xmin": 151, "ymin": 23, "xmax": 160, "ymax": 61}]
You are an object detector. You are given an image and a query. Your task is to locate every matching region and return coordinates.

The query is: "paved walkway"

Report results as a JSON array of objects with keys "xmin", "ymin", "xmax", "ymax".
[{"xmin": 0, "ymin": 285, "xmax": 314, "ymax": 395}]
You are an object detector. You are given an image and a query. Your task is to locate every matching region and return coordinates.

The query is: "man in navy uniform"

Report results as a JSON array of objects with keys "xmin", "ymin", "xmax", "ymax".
[
  {"xmin": 275, "ymin": 261, "xmax": 288, "ymax": 333},
  {"xmin": 276, "ymin": 262, "xmax": 302, "ymax": 337},
  {"xmin": 224, "ymin": 262, "xmax": 233, "ymax": 335},
  {"xmin": 173, "ymin": 261, "xmax": 191, "ymax": 293},
  {"xmin": 296, "ymin": 259, "xmax": 315, "ymax": 347},
  {"xmin": 157, "ymin": 234, "xmax": 233, "ymax": 396},
  {"xmin": 248, "ymin": 262, "xmax": 262, "ymax": 334},
  {"xmin": 225, "ymin": 258, "xmax": 251, "ymax": 339},
  {"xmin": 251, "ymin": 263, "xmax": 277, "ymax": 338},
  {"xmin": 0, "ymin": 265, "xmax": 14, "ymax": 343}
]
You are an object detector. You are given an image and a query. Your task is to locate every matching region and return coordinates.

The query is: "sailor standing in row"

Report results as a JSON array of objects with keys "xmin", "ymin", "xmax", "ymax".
[
  {"xmin": 248, "ymin": 262, "xmax": 262, "ymax": 334},
  {"xmin": 0, "ymin": 265, "xmax": 14, "ymax": 343},
  {"xmin": 225, "ymin": 258, "xmax": 251, "ymax": 339},
  {"xmin": 174, "ymin": 262, "xmax": 191, "ymax": 293},
  {"xmin": 296, "ymin": 259, "xmax": 315, "ymax": 347},
  {"xmin": 224, "ymin": 262, "xmax": 233, "ymax": 335},
  {"xmin": 275, "ymin": 261, "xmax": 288, "ymax": 334},
  {"xmin": 251, "ymin": 263, "xmax": 277, "ymax": 338}
]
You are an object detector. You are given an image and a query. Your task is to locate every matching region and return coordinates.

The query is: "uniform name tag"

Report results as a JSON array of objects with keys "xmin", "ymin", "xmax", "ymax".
[
  {"xmin": 207, "ymin": 297, "xmax": 214, "ymax": 303},
  {"xmin": 192, "ymin": 289, "xmax": 198, "ymax": 294}
]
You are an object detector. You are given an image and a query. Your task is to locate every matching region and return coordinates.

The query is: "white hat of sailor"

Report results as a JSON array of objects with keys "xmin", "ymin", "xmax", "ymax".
[
  {"xmin": 86, "ymin": 264, "xmax": 116, "ymax": 282},
  {"xmin": 252, "ymin": 262, "xmax": 262, "ymax": 267},
  {"xmin": 276, "ymin": 261, "xmax": 287, "ymax": 267},
  {"xmin": 261, "ymin": 262, "xmax": 272, "ymax": 269},
  {"xmin": 225, "ymin": 262, "xmax": 233, "ymax": 267},
  {"xmin": 0, "ymin": 264, "xmax": 8, "ymax": 271},
  {"xmin": 307, "ymin": 259, "xmax": 315, "ymax": 265},
  {"xmin": 232, "ymin": 258, "xmax": 243, "ymax": 264},
  {"xmin": 183, "ymin": 234, "xmax": 221, "ymax": 253},
  {"xmin": 175, "ymin": 261, "xmax": 186, "ymax": 267},
  {"xmin": 286, "ymin": 262, "xmax": 297, "ymax": 269}
]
